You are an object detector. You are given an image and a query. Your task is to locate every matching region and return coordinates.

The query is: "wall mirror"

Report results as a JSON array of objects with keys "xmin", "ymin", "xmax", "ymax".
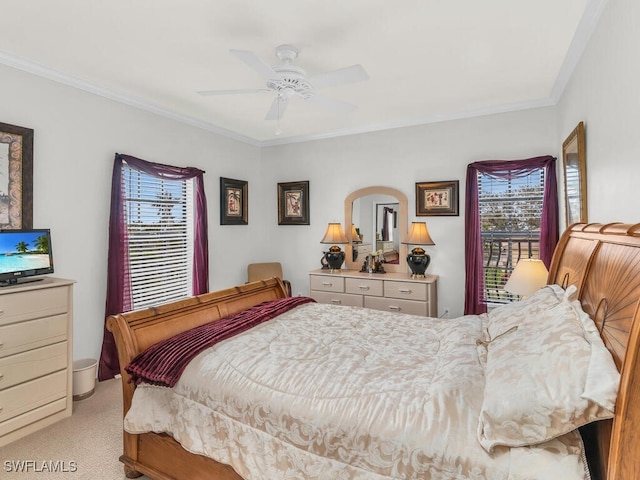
[
  {"xmin": 344, "ymin": 186, "xmax": 408, "ymax": 273},
  {"xmin": 562, "ymin": 121, "xmax": 587, "ymax": 227}
]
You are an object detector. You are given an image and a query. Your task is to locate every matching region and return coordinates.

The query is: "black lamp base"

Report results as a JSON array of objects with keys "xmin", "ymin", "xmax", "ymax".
[
  {"xmin": 324, "ymin": 246, "xmax": 345, "ymax": 273},
  {"xmin": 406, "ymin": 247, "xmax": 431, "ymax": 278}
]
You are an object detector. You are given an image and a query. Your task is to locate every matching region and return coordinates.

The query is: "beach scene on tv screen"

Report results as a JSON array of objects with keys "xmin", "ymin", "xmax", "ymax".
[{"xmin": 0, "ymin": 231, "xmax": 51, "ymax": 274}]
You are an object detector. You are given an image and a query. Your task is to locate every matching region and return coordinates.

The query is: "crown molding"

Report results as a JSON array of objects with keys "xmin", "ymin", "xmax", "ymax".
[
  {"xmin": 0, "ymin": 51, "xmax": 262, "ymax": 147},
  {"xmin": 550, "ymin": 0, "xmax": 609, "ymax": 103},
  {"xmin": 260, "ymin": 97, "xmax": 557, "ymax": 147}
]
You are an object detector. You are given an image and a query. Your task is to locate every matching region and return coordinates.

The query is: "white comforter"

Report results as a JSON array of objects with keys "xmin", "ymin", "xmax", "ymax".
[{"xmin": 124, "ymin": 302, "xmax": 589, "ymax": 480}]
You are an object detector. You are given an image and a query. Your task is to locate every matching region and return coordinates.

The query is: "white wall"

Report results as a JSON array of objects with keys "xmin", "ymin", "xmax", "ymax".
[
  {"xmin": 262, "ymin": 108, "xmax": 558, "ymax": 318},
  {"xmin": 0, "ymin": 64, "xmax": 263, "ymax": 362},
  {"xmin": 557, "ymin": 0, "xmax": 640, "ymax": 223}
]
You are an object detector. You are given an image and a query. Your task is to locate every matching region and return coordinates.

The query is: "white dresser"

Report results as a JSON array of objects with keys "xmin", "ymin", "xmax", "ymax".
[
  {"xmin": 309, "ymin": 269, "xmax": 437, "ymax": 317},
  {"xmin": 0, "ymin": 277, "xmax": 74, "ymax": 447}
]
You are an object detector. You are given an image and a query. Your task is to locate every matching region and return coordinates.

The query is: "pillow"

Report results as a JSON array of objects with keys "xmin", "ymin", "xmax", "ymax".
[
  {"xmin": 486, "ymin": 284, "xmax": 565, "ymax": 339},
  {"xmin": 478, "ymin": 285, "xmax": 620, "ymax": 453}
]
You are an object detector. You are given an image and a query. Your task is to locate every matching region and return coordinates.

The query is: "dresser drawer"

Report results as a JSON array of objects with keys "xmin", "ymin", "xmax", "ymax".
[
  {"xmin": 345, "ymin": 277, "xmax": 383, "ymax": 296},
  {"xmin": 0, "ymin": 314, "xmax": 68, "ymax": 358},
  {"xmin": 384, "ymin": 281, "xmax": 427, "ymax": 301},
  {"xmin": 0, "ymin": 342, "xmax": 67, "ymax": 390},
  {"xmin": 355, "ymin": 243, "xmax": 373, "ymax": 256},
  {"xmin": 0, "ymin": 370, "xmax": 67, "ymax": 424},
  {"xmin": 309, "ymin": 275, "xmax": 345, "ymax": 293},
  {"xmin": 0, "ymin": 398, "xmax": 67, "ymax": 439},
  {"xmin": 310, "ymin": 291, "xmax": 363, "ymax": 307},
  {"xmin": 365, "ymin": 296, "xmax": 428, "ymax": 316},
  {"xmin": 0, "ymin": 286, "xmax": 69, "ymax": 327}
]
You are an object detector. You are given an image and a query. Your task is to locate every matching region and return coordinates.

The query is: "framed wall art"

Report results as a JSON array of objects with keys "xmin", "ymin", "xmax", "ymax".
[
  {"xmin": 0, "ymin": 122, "xmax": 33, "ymax": 229},
  {"xmin": 220, "ymin": 177, "xmax": 248, "ymax": 225},
  {"xmin": 415, "ymin": 180, "xmax": 459, "ymax": 216},
  {"xmin": 278, "ymin": 181, "xmax": 309, "ymax": 225}
]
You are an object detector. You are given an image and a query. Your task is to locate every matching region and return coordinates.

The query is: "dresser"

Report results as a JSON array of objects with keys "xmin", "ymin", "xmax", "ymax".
[
  {"xmin": 309, "ymin": 269, "xmax": 437, "ymax": 317},
  {"xmin": 0, "ymin": 277, "xmax": 75, "ymax": 447}
]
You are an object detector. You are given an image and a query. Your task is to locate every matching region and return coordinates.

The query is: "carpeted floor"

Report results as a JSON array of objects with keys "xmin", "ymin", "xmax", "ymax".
[{"xmin": 0, "ymin": 377, "xmax": 151, "ymax": 480}]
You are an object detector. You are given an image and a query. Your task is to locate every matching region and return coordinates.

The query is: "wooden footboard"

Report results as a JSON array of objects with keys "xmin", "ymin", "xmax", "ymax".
[{"xmin": 107, "ymin": 277, "xmax": 287, "ymax": 480}]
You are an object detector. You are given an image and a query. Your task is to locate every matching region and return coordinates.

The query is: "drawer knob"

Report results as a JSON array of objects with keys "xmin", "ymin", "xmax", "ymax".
[
  {"xmin": 331, "ymin": 299, "xmax": 342, "ymax": 305},
  {"xmin": 389, "ymin": 306, "xmax": 401, "ymax": 311},
  {"xmin": 358, "ymin": 285, "xmax": 370, "ymax": 290},
  {"xmin": 398, "ymin": 289, "xmax": 412, "ymax": 294},
  {"xmin": 322, "ymin": 282, "xmax": 333, "ymax": 287}
]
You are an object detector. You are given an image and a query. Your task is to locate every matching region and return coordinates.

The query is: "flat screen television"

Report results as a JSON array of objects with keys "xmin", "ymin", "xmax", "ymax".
[{"xmin": 0, "ymin": 229, "xmax": 54, "ymax": 286}]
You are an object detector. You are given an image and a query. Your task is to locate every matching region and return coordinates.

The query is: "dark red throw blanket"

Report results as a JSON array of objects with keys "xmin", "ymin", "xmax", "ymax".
[{"xmin": 125, "ymin": 296, "xmax": 316, "ymax": 387}]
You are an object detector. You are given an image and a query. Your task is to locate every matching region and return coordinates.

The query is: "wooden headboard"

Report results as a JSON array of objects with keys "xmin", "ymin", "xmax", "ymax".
[{"xmin": 548, "ymin": 223, "xmax": 640, "ymax": 480}]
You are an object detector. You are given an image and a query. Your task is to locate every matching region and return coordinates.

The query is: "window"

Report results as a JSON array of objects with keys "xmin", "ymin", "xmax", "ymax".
[
  {"xmin": 100, "ymin": 154, "xmax": 208, "ymax": 381},
  {"xmin": 464, "ymin": 156, "xmax": 558, "ymax": 315},
  {"xmin": 123, "ymin": 163, "xmax": 194, "ymax": 309},
  {"xmin": 478, "ymin": 169, "xmax": 544, "ymax": 304}
]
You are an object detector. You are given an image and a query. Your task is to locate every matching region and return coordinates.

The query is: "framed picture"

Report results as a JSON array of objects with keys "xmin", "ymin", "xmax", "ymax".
[
  {"xmin": 0, "ymin": 122, "xmax": 33, "ymax": 229},
  {"xmin": 220, "ymin": 177, "xmax": 247, "ymax": 225},
  {"xmin": 416, "ymin": 180, "xmax": 459, "ymax": 216},
  {"xmin": 278, "ymin": 181, "xmax": 309, "ymax": 225}
]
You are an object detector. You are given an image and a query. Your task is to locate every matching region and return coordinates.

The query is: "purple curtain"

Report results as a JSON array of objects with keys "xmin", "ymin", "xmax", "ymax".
[
  {"xmin": 98, "ymin": 153, "xmax": 209, "ymax": 381},
  {"xmin": 464, "ymin": 155, "xmax": 558, "ymax": 315}
]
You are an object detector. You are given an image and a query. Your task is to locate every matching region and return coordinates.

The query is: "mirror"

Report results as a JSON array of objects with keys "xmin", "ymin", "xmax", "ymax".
[
  {"xmin": 344, "ymin": 186, "xmax": 408, "ymax": 273},
  {"xmin": 562, "ymin": 121, "xmax": 587, "ymax": 227}
]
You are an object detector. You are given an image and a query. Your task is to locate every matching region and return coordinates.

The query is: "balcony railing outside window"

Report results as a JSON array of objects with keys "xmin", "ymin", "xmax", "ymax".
[{"xmin": 482, "ymin": 232, "xmax": 540, "ymax": 304}]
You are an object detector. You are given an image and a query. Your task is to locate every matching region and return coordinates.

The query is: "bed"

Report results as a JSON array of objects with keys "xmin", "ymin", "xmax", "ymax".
[{"xmin": 107, "ymin": 222, "xmax": 640, "ymax": 480}]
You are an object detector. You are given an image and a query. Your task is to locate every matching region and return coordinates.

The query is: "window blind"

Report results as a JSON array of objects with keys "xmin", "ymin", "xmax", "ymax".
[
  {"xmin": 123, "ymin": 163, "xmax": 194, "ymax": 309},
  {"xmin": 478, "ymin": 169, "xmax": 545, "ymax": 304}
]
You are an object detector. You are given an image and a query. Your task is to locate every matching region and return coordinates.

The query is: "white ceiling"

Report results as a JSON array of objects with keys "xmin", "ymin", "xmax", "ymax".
[{"xmin": 0, "ymin": 0, "xmax": 606, "ymax": 146}]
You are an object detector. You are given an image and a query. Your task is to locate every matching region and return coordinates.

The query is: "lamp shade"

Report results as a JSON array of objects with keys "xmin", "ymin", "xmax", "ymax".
[
  {"xmin": 504, "ymin": 259, "xmax": 549, "ymax": 296},
  {"xmin": 320, "ymin": 223, "xmax": 348, "ymax": 244},
  {"xmin": 350, "ymin": 224, "xmax": 359, "ymax": 241},
  {"xmin": 402, "ymin": 222, "xmax": 435, "ymax": 245}
]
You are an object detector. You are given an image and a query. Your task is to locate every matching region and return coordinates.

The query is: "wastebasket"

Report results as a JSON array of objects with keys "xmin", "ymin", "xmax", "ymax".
[{"xmin": 72, "ymin": 358, "xmax": 98, "ymax": 401}]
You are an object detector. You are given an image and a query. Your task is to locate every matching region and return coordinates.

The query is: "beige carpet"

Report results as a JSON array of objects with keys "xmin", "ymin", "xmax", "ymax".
[{"xmin": 0, "ymin": 378, "xmax": 150, "ymax": 480}]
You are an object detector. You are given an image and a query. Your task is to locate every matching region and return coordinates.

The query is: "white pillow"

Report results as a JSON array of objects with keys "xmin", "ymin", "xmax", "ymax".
[{"xmin": 478, "ymin": 285, "xmax": 619, "ymax": 453}]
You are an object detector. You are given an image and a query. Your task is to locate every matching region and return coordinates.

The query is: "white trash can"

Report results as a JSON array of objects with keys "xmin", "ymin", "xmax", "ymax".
[{"xmin": 72, "ymin": 358, "xmax": 98, "ymax": 401}]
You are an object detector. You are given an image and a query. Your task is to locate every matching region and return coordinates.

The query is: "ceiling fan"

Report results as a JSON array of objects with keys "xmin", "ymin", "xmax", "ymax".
[{"xmin": 197, "ymin": 44, "xmax": 369, "ymax": 122}]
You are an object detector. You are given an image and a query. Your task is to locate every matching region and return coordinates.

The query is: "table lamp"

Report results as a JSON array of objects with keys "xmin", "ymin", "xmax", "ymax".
[
  {"xmin": 321, "ymin": 223, "xmax": 348, "ymax": 272},
  {"xmin": 402, "ymin": 222, "xmax": 435, "ymax": 278},
  {"xmin": 504, "ymin": 259, "xmax": 549, "ymax": 297}
]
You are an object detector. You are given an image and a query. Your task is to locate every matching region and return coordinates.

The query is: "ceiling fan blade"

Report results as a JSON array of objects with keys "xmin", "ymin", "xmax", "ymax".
[
  {"xmin": 197, "ymin": 88, "xmax": 269, "ymax": 96},
  {"xmin": 307, "ymin": 64, "xmax": 369, "ymax": 89},
  {"xmin": 306, "ymin": 93, "xmax": 358, "ymax": 113},
  {"xmin": 265, "ymin": 95, "xmax": 289, "ymax": 120},
  {"xmin": 230, "ymin": 49, "xmax": 279, "ymax": 79}
]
